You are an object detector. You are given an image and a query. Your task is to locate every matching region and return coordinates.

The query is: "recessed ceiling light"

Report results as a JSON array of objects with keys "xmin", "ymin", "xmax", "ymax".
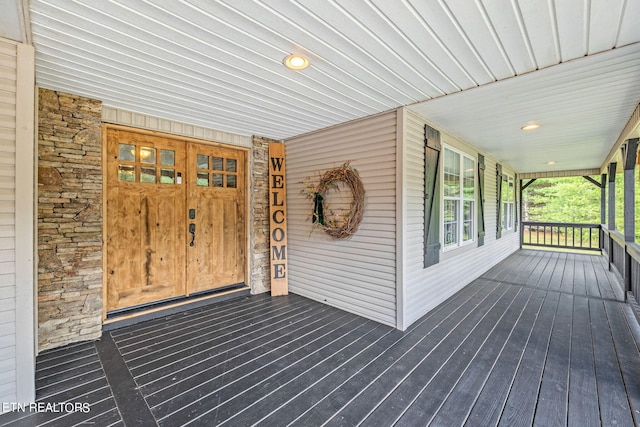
[
  {"xmin": 546, "ymin": 161, "xmax": 557, "ymax": 165},
  {"xmin": 521, "ymin": 123, "xmax": 540, "ymax": 131},
  {"xmin": 283, "ymin": 54, "xmax": 309, "ymax": 70}
]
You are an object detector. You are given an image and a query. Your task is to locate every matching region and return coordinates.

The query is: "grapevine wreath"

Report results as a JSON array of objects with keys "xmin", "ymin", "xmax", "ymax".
[{"xmin": 301, "ymin": 161, "xmax": 365, "ymax": 239}]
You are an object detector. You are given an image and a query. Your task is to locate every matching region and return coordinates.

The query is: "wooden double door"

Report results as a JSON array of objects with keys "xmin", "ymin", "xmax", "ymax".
[{"xmin": 105, "ymin": 128, "xmax": 246, "ymax": 313}]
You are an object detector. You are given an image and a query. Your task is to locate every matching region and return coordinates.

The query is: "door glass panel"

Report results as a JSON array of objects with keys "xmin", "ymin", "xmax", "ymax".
[
  {"xmin": 226, "ymin": 158, "xmax": 237, "ymax": 172},
  {"xmin": 118, "ymin": 164, "xmax": 136, "ymax": 182},
  {"xmin": 119, "ymin": 144, "xmax": 135, "ymax": 162},
  {"xmin": 197, "ymin": 172, "xmax": 209, "ymax": 186},
  {"xmin": 212, "ymin": 174, "xmax": 224, "ymax": 187},
  {"xmin": 140, "ymin": 167, "xmax": 156, "ymax": 183},
  {"xmin": 226, "ymin": 175, "xmax": 237, "ymax": 188},
  {"xmin": 140, "ymin": 147, "xmax": 156, "ymax": 164},
  {"xmin": 160, "ymin": 168, "xmax": 175, "ymax": 184},
  {"xmin": 160, "ymin": 149, "xmax": 175, "ymax": 166},
  {"xmin": 197, "ymin": 154, "xmax": 209, "ymax": 169},
  {"xmin": 212, "ymin": 157, "xmax": 224, "ymax": 171}
]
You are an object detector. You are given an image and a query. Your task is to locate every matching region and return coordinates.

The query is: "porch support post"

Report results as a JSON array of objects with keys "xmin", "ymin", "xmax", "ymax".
[
  {"xmin": 608, "ymin": 163, "xmax": 617, "ymax": 271},
  {"xmin": 608, "ymin": 163, "xmax": 617, "ymax": 230},
  {"xmin": 519, "ymin": 179, "xmax": 522, "ymax": 248},
  {"xmin": 622, "ymin": 138, "xmax": 639, "ymax": 298},
  {"xmin": 600, "ymin": 174, "xmax": 607, "ymax": 226},
  {"xmin": 623, "ymin": 138, "xmax": 639, "ymax": 242},
  {"xmin": 520, "ymin": 179, "xmax": 536, "ymax": 249}
]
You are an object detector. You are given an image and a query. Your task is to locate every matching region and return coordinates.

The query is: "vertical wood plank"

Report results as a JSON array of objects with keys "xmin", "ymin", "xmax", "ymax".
[
  {"xmin": 498, "ymin": 291, "xmax": 560, "ymax": 427},
  {"xmin": 559, "ymin": 253, "xmax": 575, "ymax": 294},
  {"xmin": 572, "ymin": 255, "xmax": 588, "ymax": 295},
  {"xmin": 533, "ymin": 293, "xmax": 572, "ymax": 427},
  {"xmin": 590, "ymin": 299, "xmax": 634, "ymax": 426},
  {"xmin": 106, "ymin": 128, "xmax": 187, "ymax": 310},
  {"xmin": 394, "ymin": 287, "xmax": 532, "ymax": 426},
  {"xmin": 223, "ymin": 199, "xmax": 238, "ymax": 278},
  {"xmin": 524, "ymin": 251, "xmax": 553, "ymax": 287},
  {"xmin": 548, "ymin": 252, "xmax": 567, "ymax": 293},
  {"xmin": 567, "ymin": 295, "xmax": 600, "ymax": 427},
  {"xmin": 186, "ymin": 143, "xmax": 245, "ymax": 294},
  {"xmin": 269, "ymin": 142, "xmax": 288, "ymax": 295},
  {"xmin": 604, "ymin": 301, "xmax": 640, "ymax": 426},
  {"xmin": 464, "ymin": 289, "xmax": 546, "ymax": 426},
  {"xmin": 583, "ymin": 255, "xmax": 602, "ymax": 298}
]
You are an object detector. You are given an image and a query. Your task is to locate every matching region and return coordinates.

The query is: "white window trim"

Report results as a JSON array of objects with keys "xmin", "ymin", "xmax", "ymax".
[
  {"xmin": 502, "ymin": 173, "xmax": 515, "ymax": 232},
  {"xmin": 442, "ymin": 145, "xmax": 476, "ymax": 252}
]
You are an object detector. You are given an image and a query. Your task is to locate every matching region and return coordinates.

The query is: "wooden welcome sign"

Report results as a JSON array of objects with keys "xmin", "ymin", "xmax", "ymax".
[{"xmin": 269, "ymin": 142, "xmax": 288, "ymax": 295}]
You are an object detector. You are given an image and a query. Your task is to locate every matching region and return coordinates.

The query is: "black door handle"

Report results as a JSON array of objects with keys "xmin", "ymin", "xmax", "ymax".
[{"xmin": 189, "ymin": 223, "xmax": 196, "ymax": 247}]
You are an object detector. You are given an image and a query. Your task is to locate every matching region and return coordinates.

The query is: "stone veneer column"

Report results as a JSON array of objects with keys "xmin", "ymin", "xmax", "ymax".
[
  {"xmin": 37, "ymin": 88, "xmax": 103, "ymax": 350},
  {"xmin": 251, "ymin": 136, "xmax": 275, "ymax": 293}
]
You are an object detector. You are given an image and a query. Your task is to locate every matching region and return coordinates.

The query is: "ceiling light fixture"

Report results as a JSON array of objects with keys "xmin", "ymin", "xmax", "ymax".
[
  {"xmin": 521, "ymin": 123, "xmax": 540, "ymax": 131},
  {"xmin": 283, "ymin": 54, "xmax": 309, "ymax": 70},
  {"xmin": 546, "ymin": 161, "xmax": 557, "ymax": 165}
]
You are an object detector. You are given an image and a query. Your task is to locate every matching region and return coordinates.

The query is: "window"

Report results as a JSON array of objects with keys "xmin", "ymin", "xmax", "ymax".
[
  {"xmin": 118, "ymin": 143, "xmax": 176, "ymax": 184},
  {"xmin": 443, "ymin": 147, "xmax": 475, "ymax": 250},
  {"xmin": 502, "ymin": 174, "xmax": 515, "ymax": 231},
  {"xmin": 195, "ymin": 154, "xmax": 238, "ymax": 188}
]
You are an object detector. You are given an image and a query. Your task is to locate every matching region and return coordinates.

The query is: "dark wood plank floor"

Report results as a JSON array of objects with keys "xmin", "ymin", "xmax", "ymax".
[
  {"xmin": 483, "ymin": 249, "xmax": 624, "ymax": 301},
  {"xmin": 2, "ymin": 249, "xmax": 638, "ymax": 427},
  {"xmin": 0, "ymin": 341, "xmax": 123, "ymax": 427}
]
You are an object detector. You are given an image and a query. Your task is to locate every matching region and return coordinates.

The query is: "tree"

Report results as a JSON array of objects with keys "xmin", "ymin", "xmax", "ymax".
[{"xmin": 524, "ymin": 176, "xmax": 600, "ymax": 223}]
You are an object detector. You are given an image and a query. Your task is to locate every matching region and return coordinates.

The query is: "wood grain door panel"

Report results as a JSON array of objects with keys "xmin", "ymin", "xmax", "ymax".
[
  {"xmin": 106, "ymin": 129, "xmax": 186, "ymax": 312},
  {"xmin": 186, "ymin": 143, "xmax": 245, "ymax": 294},
  {"xmin": 106, "ymin": 189, "xmax": 186, "ymax": 310}
]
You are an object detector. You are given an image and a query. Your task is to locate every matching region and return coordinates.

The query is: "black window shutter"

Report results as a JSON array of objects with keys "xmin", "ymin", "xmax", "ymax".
[
  {"xmin": 477, "ymin": 154, "xmax": 486, "ymax": 246},
  {"xmin": 424, "ymin": 124, "xmax": 441, "ymax": 268},
  {"xmin": 496, "ymin": 163, "xmax": 503, "ymax": 239}
]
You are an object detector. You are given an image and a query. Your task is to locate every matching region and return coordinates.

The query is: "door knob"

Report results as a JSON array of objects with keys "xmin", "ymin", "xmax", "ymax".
[{"xmin": 189, "ymin": 223, "xmax": 196, "ymax": 247}]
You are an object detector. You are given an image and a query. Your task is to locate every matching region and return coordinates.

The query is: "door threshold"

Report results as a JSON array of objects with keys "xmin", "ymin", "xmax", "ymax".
[{"xmin": 103, "ymin": 286, "xmax": 251, "ymax": 332}]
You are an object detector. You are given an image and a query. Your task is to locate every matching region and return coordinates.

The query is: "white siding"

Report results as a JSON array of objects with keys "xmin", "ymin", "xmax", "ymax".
[
  {"xmin": 102, "ymin": 106, "xmax": 254, "ymax": 148},
  {"xmin": 285, "ymin": 111, "xmax": 397, "ymax": 327},
  {"xmin": 400, "ymin": 109, "xmax": 519, "ymax": 328},
  {"xmin": 0, "ymin": 38, "xmax": 17, "ymax": 406}
]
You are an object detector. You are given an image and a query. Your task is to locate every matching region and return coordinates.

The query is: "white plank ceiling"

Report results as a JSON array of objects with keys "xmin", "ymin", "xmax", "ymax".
[{"xmin": 24, "ymin": 0, "xmax": 640, "ymax": 173}]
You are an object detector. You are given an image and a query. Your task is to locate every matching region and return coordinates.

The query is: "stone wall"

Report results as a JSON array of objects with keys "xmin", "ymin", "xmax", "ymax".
[
  {"xmin": 251, "ymin": 136, "xmax": 273, "ymax": 294},
  {"xmin": 37, "ymin": 88, "xmax": 103, "ymax": 351}
]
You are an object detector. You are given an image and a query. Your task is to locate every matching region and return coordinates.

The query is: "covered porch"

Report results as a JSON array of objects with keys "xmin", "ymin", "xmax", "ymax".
[
  {"xmin": 2, "ymin": 0, "xmax": 640, "ymax": 415},
  {"xmin": 2, "ymin": 249, "xmax": 638, "ymax": 427}
]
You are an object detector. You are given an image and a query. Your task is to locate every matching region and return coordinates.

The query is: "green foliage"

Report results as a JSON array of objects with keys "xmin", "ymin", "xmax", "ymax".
[{"xmin": 524, "ymin": 176, "xmax": 600, "ymax": 223}]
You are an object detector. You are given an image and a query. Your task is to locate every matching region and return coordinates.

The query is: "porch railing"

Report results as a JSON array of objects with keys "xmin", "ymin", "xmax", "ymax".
[
  {"xmin": 603, "ymin": 228, "xmax": 640, "ymax": 311},
  {"xmin": 521, "ymin": 221, "xmax": 602, "ymax": 251}
]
